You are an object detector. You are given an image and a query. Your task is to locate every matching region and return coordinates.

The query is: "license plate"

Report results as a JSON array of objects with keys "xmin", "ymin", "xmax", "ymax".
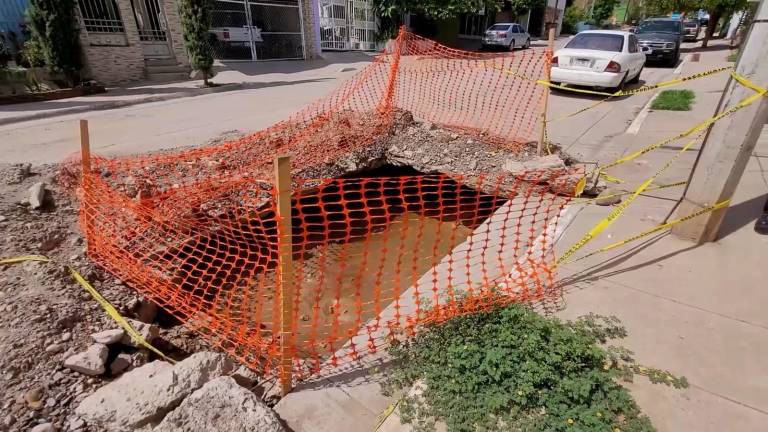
[{"xmin": 573, "ymin": 58, "xmax": 590, "ymax": 67}]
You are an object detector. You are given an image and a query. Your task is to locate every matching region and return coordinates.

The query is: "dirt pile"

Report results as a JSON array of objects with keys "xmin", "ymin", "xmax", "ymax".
[{"xmin": 0, "ymin": 164, "xmax": 209, "ymax": 432}]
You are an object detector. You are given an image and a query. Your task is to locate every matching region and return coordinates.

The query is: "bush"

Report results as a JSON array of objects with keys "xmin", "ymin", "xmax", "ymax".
[
  {"xmin": 26, "ymin": 0, "xmax": 82, "ymax": 86},
  {"xmin": 179, "ymin": 0, "xmax": 215, "ymax": 86},
  {"xmin": 381, "ymin": 304, "xmax": 687, "ymax": 432},
  {"xmin": 563, "ymin": 5, "xmax": 586, "ymax": 34}
]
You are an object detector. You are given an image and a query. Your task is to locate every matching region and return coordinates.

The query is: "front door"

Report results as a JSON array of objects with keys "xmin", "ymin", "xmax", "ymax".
[{"xmin": 131, "ymin": 0, "xmax": 173, "ymax": 59}]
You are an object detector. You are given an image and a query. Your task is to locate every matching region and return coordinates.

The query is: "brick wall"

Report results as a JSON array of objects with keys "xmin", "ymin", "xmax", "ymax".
[
  {"xmin": 162, "ymin": 0, "xmax": 190, "ymax": 66},
  {"xmin": 76, "ymin": 0, "xmax": 145, "ymax": 85}
]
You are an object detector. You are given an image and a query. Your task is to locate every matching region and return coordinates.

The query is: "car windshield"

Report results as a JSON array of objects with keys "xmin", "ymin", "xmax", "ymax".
[
  {"xmin": 638, "ymin": 20, "xmax": 680, "ymax": 34},
  {"xmin": 488, "ymin": 24, "xmax": 511, "ymax": 31},
  {"xmin": 565, "ymin": 33, "xmax": 624, "ymax": 52}
]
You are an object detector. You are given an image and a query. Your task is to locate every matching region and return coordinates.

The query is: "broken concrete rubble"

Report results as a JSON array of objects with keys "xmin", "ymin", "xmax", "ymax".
[
  {"xmin": 75, "ymin": 352, "xmax": 237, "ymax": 431},
  {"xmin": 154, "ymin": 376, "xmax": 285, "ymax": 432},
  {"xmin": 63, "ymin": 344, "xmax": 109, "ymax": 376}
]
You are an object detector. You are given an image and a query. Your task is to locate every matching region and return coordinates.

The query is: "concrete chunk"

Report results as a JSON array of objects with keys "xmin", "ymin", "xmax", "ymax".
[
  {"xmin": 154, "ymin": 376, "xmax": 285, "ymax": 432},
  {"xmin": 75, "ymin": 352, "xmax": 237, "ymax": 431},
  {"xmin": 63, "ymin": 344, "xmax": 108, "ymax": 376}
]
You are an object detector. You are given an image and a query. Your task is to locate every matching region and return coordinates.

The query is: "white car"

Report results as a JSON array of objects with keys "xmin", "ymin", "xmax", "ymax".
[
  {"xmin": 482, "ymin": 23, "xmax": 531, "ymax": 50},
  {"xmin": 551, "ymin": 30, "xmax": 649, "ymax": 91}
]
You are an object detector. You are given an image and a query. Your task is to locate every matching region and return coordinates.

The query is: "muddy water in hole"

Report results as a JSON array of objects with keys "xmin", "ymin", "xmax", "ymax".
[
  {"xmin": 201, "ymin": 212, "xmax": 473, "ymax": 359},
  {"xmin": 269, "ymin": 212, "xmax": 473, "ymax": 357}
]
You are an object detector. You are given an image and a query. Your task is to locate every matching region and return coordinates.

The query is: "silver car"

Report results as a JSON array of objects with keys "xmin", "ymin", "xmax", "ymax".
[{"xmin": 482, "ymin": 23, "xmax": 531, "ymax": 51}]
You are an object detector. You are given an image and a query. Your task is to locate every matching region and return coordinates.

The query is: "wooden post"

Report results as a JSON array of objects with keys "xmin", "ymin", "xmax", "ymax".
[
  {"xmin": 671, "ymin": 0, "xmax": 768, "ymax": 242},
  {"xmin": 274, "ymin": 156, "xmax": 295, "ymax": 396},
  {"xmin": 538, "ymin": 27, "xmax": 556, "ymax": 156},
  {"xmin": 80, "ymin": 119, "xmax": 91, "ymax": 174},
  {"xmin": 379, "ymin": 26, "xmax": 405, "ymax": 113}
]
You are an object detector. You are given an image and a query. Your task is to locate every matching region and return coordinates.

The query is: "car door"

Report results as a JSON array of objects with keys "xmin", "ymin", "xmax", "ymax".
[
  {"xmin": 631, "ymin": 35, "xmax": 644, "ymax": 71},
  {"xmin": 511, "ymin": 25, "xmax": 520, "ymax": 47}
]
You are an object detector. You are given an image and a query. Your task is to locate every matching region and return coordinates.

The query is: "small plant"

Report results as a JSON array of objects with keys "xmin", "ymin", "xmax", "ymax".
[
  {"xmin": 727, "ymin": 50, "xmax": 739, "ymax": 62},
  {"xmin": 179, "ymin": 0, "xmax": 215, "ymax": 86},
  {"xmin": 651, "ymin": 90, "xmax": 695, "ymax": 111},
  {"xmin": 381, "ymin": 304, "xmax": 687, "ymax": 432}
]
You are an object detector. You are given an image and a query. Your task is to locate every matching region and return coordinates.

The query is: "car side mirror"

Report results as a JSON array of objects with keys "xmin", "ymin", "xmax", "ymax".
[{"xmin": 641, "ymin": 46, "xmax": 651, "ymax": 53}]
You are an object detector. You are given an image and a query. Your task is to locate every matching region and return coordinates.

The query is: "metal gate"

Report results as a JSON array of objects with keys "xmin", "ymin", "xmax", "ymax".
[
  {"xmin": 130, "ymin": 0, "xmax": 172, "ymax": 58},
  {"xmin": 319, "ymin": 0, "xmax": 376, "ymax": 51},
  {"xmin": 210, "ymin": 0, "xmax": 305, "ymax": 60}
]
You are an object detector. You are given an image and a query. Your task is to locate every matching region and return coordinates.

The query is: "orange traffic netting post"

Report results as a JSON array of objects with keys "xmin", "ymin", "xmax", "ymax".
[{"xmin": 74, "ymin": 31, "xmax": 579, "ymax": 383}]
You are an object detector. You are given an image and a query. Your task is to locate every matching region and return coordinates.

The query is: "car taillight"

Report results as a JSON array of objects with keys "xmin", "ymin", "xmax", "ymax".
[
  {"xmin": 551, "ymin": 56, "xmax": 558, "ymax": 67},
  {"xmin": 223, "ymin": 31, "xmax": 230, "ymax": 39},
  {"xmin": 605, "ymin": 61, "xmax": 621, "ymax": 73}
]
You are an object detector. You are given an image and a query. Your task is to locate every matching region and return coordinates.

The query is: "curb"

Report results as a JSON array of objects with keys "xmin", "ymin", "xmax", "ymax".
[{"xmin": 0, "ymin": 82, "xmax": 247, "ymax": 126}]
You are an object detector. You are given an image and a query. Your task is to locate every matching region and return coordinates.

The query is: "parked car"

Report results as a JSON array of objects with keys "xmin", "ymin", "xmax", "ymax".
[
  {"xmin": 636, "ymin": 17, "xmax": 683, "ymax": 66},
  {"xmin": 481, "ymin": 23, "xmax": 530, "ymax": 51},
  {"xmin": 683, "ymin": 20, "xmax": 700, "ymax": 41},
  {"xmin": 551, "ymin": 30, "xmax": 647, "ymax": 91}
]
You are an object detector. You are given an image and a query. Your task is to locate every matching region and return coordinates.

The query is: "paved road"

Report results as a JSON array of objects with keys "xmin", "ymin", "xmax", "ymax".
[{"xmin": 0, "ymin": 41, "xmax": 697, "ymax": 165}]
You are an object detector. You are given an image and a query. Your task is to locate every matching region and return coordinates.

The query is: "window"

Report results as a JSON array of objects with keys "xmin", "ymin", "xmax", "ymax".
[
  {"xmin": 512, "ymin": 25, "xmax": 520, "ymax": 33},
  {"xmin": 459, "ymin": 13, "xmax": 489, "ymax": 37},
  {"xmin": 628, "ymin": 35, "xmax": 638, "ymax": 53},
  {"xmin": 78, "ymin": 0, "xmax": 125, "ymax": 33},
  {"xmin": 637, "ymin": 20, "xmax": 681, "ymax": 34},
  {"xmin": 565, "ymin": 33, "xmax": 624, "ymax": 52},
  {"xmin": 488, "ymin": 24, "xmax": 511, "ymax": 31}
]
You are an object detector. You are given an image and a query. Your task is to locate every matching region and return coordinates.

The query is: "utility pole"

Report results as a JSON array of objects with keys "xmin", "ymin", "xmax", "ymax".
[{"xmin": 671, "ymin": 0, "xmax": 768, "ymax": 243}]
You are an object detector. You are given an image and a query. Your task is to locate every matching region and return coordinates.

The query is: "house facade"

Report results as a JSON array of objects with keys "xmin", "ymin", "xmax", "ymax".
[{"xmin": 74, "ymin": 0, "xmax": 321, "ymax": 85}]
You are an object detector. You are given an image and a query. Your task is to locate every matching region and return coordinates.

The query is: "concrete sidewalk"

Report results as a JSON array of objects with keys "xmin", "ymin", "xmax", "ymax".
[{"xmin": 0, "ymin": 52, "xmax": 373, "ymax": 126}]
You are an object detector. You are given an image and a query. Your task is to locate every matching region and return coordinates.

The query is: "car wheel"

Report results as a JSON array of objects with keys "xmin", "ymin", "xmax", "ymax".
[
  {"xmin": 508, "ymin": 40, "xmax": 515, "ymax": 51},
  {"xmin": 668, "ymin": 50, "xmax": 679, "ymax": 67},
  {"xmin": 523, "ymin": 38, "xmax": 530, "ymax": 49},
  {"xmin": 627, "ymin": 66, "xmax": 642, "ymax": 84},
  {"xmin": 609, "ymin": 73, "xmax": 628, "ymax": 94}
]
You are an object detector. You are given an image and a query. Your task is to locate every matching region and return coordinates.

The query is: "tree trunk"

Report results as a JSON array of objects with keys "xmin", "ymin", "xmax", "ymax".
[{"xmin": 702, "ymin": 8, "xmax": 722, "ymax": 48}]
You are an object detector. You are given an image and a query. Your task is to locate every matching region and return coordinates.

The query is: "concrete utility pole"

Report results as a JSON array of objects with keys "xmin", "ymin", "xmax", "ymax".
[{"xmin": 671, "ymin": 0, "xmax": 768, "ymax": 243}]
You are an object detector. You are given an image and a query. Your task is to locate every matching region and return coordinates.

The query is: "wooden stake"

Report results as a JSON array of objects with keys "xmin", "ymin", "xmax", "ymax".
[
  {"xmin": 538, "ymin": 27, "xmax": 556, "ymax": 156},
  {"xmin": 274, "ymin": 155, "xmax": 294, "ymax": 396},
  {"xmin": 79, "ymin": 119, "xmax": 91, "ymax": 173}
]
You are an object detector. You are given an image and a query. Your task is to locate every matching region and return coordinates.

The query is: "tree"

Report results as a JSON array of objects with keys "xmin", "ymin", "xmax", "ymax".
[
  {"xmin": 373, "ymin": 0, "xmax": 543, "ymax": 39},
  {"xmin": 699, "ymin": 0, "xmax": 748, "ymax": 47},
  {"xmin": 26, "ymin": 0, "xmax": 82, "ymax": 86},
  {"xmin": 589, "ymin": 0, "xmax": 621, "ymax": 25},
  {"xmin": 179, "ymin": 0, "xmax": 215, "ymax": 86}
]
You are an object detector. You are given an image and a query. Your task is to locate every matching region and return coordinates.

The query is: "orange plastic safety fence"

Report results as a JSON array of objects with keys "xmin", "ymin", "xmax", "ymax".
[{"xmin": 76, "ymin": 30, "xmax": 570, "ymax": 377}]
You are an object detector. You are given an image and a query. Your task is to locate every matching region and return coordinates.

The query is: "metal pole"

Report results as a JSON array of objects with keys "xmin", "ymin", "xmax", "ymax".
[
  {"xmin": 538, "ymin": 27, "xmax": 556, "ymax": 156},
  {"xmin": 671, "ymin": 0, "xmax": 768, "ymax": 242},
  {"xmin": 379, "ymin": 26, "xmax": 405, "ymax": 113},
  {"xmin": 275, "ymin": 155, "xmax": 295, "ymax": 396}
]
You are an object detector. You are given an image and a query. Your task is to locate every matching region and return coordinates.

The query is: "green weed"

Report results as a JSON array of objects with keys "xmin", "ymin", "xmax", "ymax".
[{"xmin": 651, "ymin": 90, "xmax": 695, "ymax": 111}]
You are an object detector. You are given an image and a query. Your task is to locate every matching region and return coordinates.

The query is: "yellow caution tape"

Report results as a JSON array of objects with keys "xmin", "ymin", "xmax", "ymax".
[
  {"xmin": 601, "ymin": 87, "xmax": 767, "ymax": 171},
  {"xmin": 561, "ymin": 199, "xmax": 730, "ymax": 265},
  {"xmin": 540, "ymin": 66, "xmax": 733, "ymax": 97},
  {"xmin": 556, "ymin": 133, "xmax": 702, "ymax": 266},
  {"xmin": 373, "ymin": 397, "xmax": 403, "ymax": 432},
  {"xmin": 0, "ymin": 255, "xmax": 176, "ymax": 363},
  {"xmin": 731, "ymin": 71, "xmax": 767, "ymax": 94},
  {"xmin": 0, "ymin": 255, "xmax": 52, "ymax": 264},
  {"xmin": 573, "ymin": 180, "xmax": 687, "ymax": 204},
  {"xmin": 69, "ymin": 267, "xmax": 176, "ymax": 363},
  {"xmin": 599, "ymin": 172, "xmax": 625, "ymax": 184}
]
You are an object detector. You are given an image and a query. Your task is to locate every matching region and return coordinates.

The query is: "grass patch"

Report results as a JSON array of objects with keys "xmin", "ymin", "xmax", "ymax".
[
  {"xmin": 382, "ymin": 304, "xmax": 687, "ymax": 432},
  {"xmin": 727, "ymin": 50, "xmax": 739, "ymax": 62},
  {"xmin": 651, "ymin": 90, "xmax": 695, "ymax": 111}
]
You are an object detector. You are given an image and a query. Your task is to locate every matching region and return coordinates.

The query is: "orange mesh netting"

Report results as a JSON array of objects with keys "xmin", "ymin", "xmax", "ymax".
[{"xmin": 76, "ymin": 30, "xmax": 577, "ymax": 378}]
